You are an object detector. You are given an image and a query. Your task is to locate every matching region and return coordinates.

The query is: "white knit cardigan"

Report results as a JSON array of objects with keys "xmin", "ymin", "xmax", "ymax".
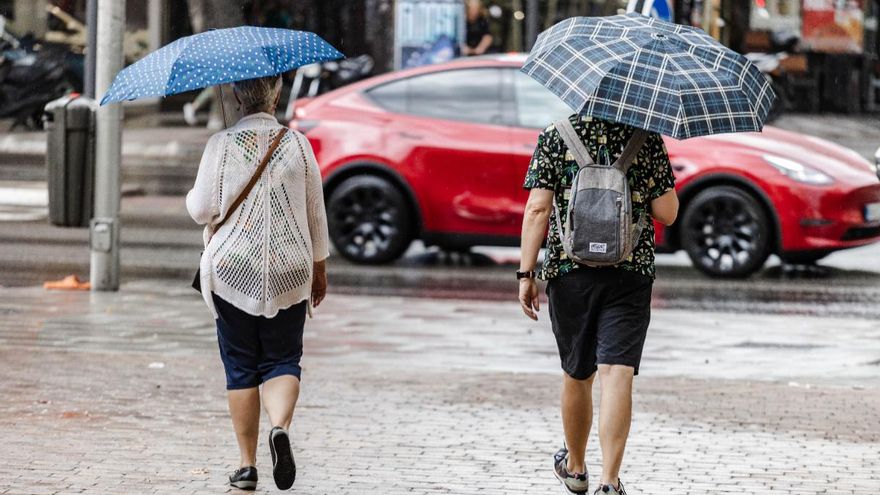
[{"xmin": 186, "ymin": 113, "xmax": 330, "ymax": 318}]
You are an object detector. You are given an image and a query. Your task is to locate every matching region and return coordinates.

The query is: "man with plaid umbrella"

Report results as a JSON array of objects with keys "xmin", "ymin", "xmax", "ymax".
[
  {"xmin": 517, "ymin": 12, "xmax": 774, "ymax": 495},
  {"xmin": 518, "ymin": 114, "xmax": 679, "ymax": 495}
]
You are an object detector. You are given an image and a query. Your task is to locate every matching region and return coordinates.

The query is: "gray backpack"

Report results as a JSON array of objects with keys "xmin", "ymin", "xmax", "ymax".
[{"xmin": 553, "ymin": 118, "xmax": 649, "ymax": 267}]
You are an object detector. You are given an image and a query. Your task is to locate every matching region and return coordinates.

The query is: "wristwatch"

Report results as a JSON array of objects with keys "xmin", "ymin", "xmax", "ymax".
[{"xmin": 516, "ymin": 270, "xmax": 536, "ymax": 280}]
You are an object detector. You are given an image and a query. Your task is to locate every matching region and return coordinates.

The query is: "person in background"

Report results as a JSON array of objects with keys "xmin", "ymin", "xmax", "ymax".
[
  {"xmin": 186, "ymin": 75, "xmax": 330, "ymax": 492},
  {"xmin": 462, "ymin": 0, "xmax": 493, "ymax": 56},
  {"xmin": 182, "ymin": 88, "xmax": 224, "ymax": 130},
  {"xmin": 184, "ymin": 0, "xmax": 295, "ymax": 129},
  {"xmin": 262, "ymin": 0, "xmax": 293, "ymax": 29}
]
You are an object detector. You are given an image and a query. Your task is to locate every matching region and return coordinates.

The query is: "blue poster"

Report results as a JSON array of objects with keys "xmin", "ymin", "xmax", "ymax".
[
  {"xmin": 627, "ymin": 0, "xmax": 675, "ymax": 22},
  {"xmin": 395, "ymin": 0, "xmax": 465, "ymax": 70}
]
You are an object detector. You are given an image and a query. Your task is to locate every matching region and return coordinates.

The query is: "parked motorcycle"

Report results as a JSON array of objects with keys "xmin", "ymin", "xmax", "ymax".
[
  {"xmin": 0, "ymin": 16, "xmax": 80, "ymax": 130},
  {"xmin": 745, "ymin": 31, "xmax": 800, "ymax": 122},
  {"xmin": 284, "ymin": 54, "xmax": 375, "ymax": 122}
]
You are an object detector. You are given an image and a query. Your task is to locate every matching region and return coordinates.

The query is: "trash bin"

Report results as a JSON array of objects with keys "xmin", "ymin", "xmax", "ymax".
[{"xmin": 44, "ymin": 95, "xmax": 97, "ymax": 228}]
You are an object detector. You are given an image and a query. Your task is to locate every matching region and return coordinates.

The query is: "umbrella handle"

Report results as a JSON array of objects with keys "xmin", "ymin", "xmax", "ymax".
[{"xmin": 217, "ymin": 85, "xmax": 229, "ymax": 130}]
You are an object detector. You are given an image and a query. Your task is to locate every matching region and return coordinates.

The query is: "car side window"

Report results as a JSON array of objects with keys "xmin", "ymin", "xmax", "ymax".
[
  {"xmin": 367, "ymin": 79, "xmax": 408, "ymax": 115},
  {"xmin": 367, "ymin": 68, "xmax": 505, "ymax": 126},
  {"xmin": 513, "ymin": 71, "xmax": 572, "ymax": 129}
]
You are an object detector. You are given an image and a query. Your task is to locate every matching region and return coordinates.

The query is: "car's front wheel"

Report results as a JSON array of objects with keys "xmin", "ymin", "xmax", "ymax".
[
  {"xmin": 680, "ymin": 186, "xmax": 772, "ymax": 278},
  {"xmin": 327, "ymin": 175, "xmax": 414, "ymax": 264}
]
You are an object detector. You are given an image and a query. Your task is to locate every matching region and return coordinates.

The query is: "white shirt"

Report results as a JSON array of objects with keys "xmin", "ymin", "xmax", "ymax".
[{"xmin": 186, "ymin": 113, "xmax": 330, "ymax": 318}]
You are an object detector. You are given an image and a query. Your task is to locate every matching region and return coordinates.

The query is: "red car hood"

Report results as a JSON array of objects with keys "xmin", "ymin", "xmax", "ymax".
[{"xmin": 691, "ymin": 126, "xmax": 877, "ymax": 184}]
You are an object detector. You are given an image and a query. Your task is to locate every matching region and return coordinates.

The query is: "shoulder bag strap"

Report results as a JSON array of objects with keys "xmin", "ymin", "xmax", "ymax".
[
  {"xmin": 614, "ymin": 128, "xmax": 650, "ymax": 175},
  {"xmin": 215, "ymin": 129, "xmax": 287, "ymax": 231},
  {"xmin": 554, "ymin": 117, "xmax": 595, "ymax": 169}
]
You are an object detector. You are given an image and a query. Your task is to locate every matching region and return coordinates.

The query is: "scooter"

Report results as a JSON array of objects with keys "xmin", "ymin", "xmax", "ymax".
[
  {"xmin": 284, "ymin": 54, "xmax": 375, "ymax": 122},
  {"xmin": 0, "ymin": 16, "xmax": 79, "ymax": 130},
  {"xmin": 745, "ymin": 31, "xmax": 800, "ymax": 122}
]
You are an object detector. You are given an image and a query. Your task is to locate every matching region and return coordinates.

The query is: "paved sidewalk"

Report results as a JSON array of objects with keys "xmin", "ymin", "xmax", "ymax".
[{"xmin": 0, "ymin": 281, "xmax": 878, "ymax": 494}]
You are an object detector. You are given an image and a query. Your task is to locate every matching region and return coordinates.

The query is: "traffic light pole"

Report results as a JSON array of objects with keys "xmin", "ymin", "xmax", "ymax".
[
  {"xmin": 90, "ymin": 0, "xmax": 125, "ymax": 291},
  {"xmin": 84, "ymin": 0, "xmax": 97, "ymax": 98},
  {"xmin": 525, "ymin": 0, "xmax": 539, "ymax": 51}
]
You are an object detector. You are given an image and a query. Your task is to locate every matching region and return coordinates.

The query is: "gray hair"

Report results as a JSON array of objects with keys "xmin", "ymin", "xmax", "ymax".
[{"xmin": 233, "ymin": 75, "xmax": 282, "ymax": 115}]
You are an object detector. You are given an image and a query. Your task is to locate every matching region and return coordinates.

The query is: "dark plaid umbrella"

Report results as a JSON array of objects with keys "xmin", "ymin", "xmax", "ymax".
[{"xmin": 522, "ymin": 13, "xmax": 776, "ymax": 139}]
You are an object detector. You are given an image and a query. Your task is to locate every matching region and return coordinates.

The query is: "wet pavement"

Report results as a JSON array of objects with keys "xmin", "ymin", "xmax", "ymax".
[
  {"xmin": 0, "ymin": 280, "xmax": 878, "ymax": 494},
  {"xmin": 1, "ymin": 191, "xmax": 880, "ymax": 321}
]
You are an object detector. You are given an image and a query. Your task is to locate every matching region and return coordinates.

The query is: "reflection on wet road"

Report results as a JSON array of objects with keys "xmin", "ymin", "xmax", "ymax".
[
  {"xmin": 1, "ymin": 211, "xmax": 878, "ymax": 319},
  {"xmin": 327, "ymin": 245, "xmax": 880, "ymax": 320}
]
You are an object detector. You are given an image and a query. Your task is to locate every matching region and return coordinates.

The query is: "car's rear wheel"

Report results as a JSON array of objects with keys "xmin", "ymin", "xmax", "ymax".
[
  {"xmin": 681, "ymin": 186, "xmax": 772, "ymax": 278},
  {"xmin": 327, "ymin": 175, "xmax": 413, "ymax": 264}
]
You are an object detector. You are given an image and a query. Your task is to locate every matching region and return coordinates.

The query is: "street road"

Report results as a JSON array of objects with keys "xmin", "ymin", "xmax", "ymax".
[{"xmin": 1, "ymin": 186, "xmax": 880, "ymax": 320}]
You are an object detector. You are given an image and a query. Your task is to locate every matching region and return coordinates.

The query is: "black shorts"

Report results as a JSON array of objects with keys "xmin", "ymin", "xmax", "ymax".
[{"xmin": 546, "ymin": 267, "xmax": 653, "ymax": 379}]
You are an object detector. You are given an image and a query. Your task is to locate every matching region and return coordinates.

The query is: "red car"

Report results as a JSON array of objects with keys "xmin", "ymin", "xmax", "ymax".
[{"xmin": 290, "ymin": 55, "xmax": 880, "ymax": 277}]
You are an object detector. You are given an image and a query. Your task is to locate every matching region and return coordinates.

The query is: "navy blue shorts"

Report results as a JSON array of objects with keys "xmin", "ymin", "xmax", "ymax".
[{"xmin": 213, "ymin": 294, "xmax": 307, "ymax": 390}]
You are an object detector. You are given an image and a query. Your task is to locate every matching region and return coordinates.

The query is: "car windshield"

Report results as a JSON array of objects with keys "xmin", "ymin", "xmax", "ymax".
[{"xmin": 513, "ymin": 71, "xmax": 573, "ymax": 129}]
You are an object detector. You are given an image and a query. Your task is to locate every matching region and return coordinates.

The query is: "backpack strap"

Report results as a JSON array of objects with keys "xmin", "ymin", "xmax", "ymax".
[
  {"xmin": 554, "ymin": 117, "xmax": 594, "ymax": 169},
  {"xmin": 614, "ymin": 129, "xmax": 650, "ymax": 174}
]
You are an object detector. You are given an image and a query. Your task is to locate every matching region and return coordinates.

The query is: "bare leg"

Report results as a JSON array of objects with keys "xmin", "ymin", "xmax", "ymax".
[
  {"xmin": 561, "ymin": 372, "xmax": 595, "ymax": 473},
  {"xmin": 261, "ymin": 375, "xmax": 301, "ymax": 430},
  {"xmin": 228, "ymin": 387, "xmax": 261, "ymax": 468},
  {"xmin": 597, "ymin": 364, "xmax": 635, "ymax": 488}
]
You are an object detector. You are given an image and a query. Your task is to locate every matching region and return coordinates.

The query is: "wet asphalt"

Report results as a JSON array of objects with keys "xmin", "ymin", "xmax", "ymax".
[
  {"xmin": 1, "ymin": 221, "xmax": 879, "ymax": 320},
  {"xmin": 0, "ymin": 190, "xmax": 878, "ymax": 319}
]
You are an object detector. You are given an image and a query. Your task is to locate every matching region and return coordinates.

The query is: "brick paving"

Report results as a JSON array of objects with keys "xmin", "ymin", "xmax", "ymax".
[{"xmin": 0, "ymin": 281, "xmax": 878, "ymax": 494}]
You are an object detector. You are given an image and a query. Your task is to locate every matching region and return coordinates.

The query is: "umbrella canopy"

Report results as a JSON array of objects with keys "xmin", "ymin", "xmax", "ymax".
[
  {"xmin": 522, "ymin": 13, "xmax": 776, "ymax": 139},
  {"xmin": 100, "ymin": 26, "xmax": 342, "ymax": 105}
]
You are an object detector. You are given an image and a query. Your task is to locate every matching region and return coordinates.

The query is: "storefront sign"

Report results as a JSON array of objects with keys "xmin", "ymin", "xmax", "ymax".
[
  {"xmin": 802, "ymin": 0, "xmax": 865, "ymax": 54},
  {"xmin": 394, "ymin": 0, "xmax": 465, "ymax": 70},
  {"xmin": 627, "ymin": 0, "xmax": 675, "ymax": 22}
]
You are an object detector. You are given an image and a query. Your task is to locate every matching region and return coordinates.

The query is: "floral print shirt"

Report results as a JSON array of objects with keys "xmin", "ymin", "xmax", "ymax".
[{"xmin": 523, "ymin": 115, "xmax": 676, "ymax": 280}]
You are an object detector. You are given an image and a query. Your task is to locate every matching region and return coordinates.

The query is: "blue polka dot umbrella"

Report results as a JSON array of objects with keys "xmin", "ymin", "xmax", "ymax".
[
  {"xmin": 522, "ymin": 14, "xmax": 776, "ymax": 139},
  {"xmin": 100, "ymin": 26, "xmax": 343, "ymax": 105}
]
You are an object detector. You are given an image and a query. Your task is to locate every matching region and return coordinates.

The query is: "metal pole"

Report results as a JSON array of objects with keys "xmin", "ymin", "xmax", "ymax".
[
  {"xmin": 511, "ymin": 0, "xmax": 523, "ymax": 52},
  {"xmin": 525, "ymin": 0, "xmax": 539, "ymax": 52},
  {"xmin": 90, "ymin": 0, "xmax": 125, "ymax": 291},
  {"xmin": 147, "ymin": 0, "xmax": 162, "ymax": 51},
  {"xmin": 84, "ymin": 0, "xmax": 98, "ymax": 98}
]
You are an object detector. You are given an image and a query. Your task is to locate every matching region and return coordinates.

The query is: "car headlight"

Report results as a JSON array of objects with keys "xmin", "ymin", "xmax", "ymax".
[{"xmin": 763, "ymin": 155, "xmax": 834, "ymax": 185}]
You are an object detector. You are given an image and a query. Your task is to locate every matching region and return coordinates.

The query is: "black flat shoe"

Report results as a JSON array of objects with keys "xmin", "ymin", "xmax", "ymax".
[
  {"xmin": 269, "ymin": 426, "xmax": 296, "ymax": 490},
  {"xmin": 229, "ymin": 466, "xmax": 258, "ymax": 491}
]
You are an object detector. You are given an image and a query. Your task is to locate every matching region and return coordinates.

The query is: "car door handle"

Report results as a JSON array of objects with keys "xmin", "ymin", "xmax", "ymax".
[{"xmin": 397, "ymin": 131, "xmax": 424, "ymax": 140}]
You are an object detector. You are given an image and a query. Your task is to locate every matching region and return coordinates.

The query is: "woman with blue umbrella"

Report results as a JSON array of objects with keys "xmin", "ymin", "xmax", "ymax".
[{"xmin": 103, "ymin": 27, "xmax": 342, "ymax": 491}]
